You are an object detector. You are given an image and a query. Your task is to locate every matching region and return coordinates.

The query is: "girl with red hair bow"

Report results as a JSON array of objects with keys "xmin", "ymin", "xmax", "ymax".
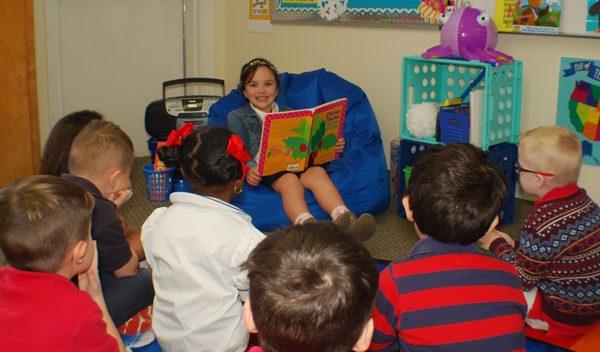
[{"xmin": 141, "ymin": 124, "xmax": 264, "ymax": 352}]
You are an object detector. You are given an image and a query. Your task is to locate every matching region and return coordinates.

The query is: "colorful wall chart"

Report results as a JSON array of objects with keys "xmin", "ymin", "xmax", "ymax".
[
  {"xmin": 271, "ymin": 0, "xmax": 436, "ymax": 25},
  {"xmin": 271, "ymin": 1, "xmax": 600, "ymax": 37},
  {"xmin": 555, "ymin": 57, "xmax": 600, "ymax": 167}
]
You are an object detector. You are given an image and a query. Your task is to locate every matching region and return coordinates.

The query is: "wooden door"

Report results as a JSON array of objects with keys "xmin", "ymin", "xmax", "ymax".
[{"xmin": 0, "ymin": 0, "xmax": 39, "ymax": 187}]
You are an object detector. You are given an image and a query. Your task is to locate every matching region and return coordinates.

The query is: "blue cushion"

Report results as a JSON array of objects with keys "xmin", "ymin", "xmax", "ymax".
[{"xmin": 209, "ymin": 69, "xmax": 390, "ymax": 231}]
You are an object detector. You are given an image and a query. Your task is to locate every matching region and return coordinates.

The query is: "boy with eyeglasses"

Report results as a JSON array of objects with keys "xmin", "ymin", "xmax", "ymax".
[{"xmin": 479, "ymin": 125, "xmax": 600, "ymax": 338}]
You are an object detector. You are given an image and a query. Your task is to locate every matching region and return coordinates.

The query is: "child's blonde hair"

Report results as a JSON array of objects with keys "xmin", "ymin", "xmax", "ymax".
[
  {"xmin": 519, "ymin": 126, "xmax": 582, "ymax": 185},
  {"xmin": 68, "ymin": 120, "xmax": 134, "ymax": 178}
]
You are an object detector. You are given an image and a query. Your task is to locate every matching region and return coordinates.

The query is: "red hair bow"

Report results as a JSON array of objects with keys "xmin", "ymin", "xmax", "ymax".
[
  {"xmin": 227, "ymin": 134, "xmax": 252, "ymax": 178},
  {"xmin": 165, "ymin": 122, "xmax": 195, "ymax": 147}
]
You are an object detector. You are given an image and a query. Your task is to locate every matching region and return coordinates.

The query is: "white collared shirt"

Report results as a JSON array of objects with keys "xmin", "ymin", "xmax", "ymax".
[
  {"xmin": 141, "ymin": 192, "xmax": 265, "ymax": 352},
  {"xmin": 250, "ymin": 103, "xmax": 279, "ymax": 163}
]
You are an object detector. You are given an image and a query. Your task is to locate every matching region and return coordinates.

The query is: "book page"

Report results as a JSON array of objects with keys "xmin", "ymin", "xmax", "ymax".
[
  {"xmin": 258, "ymin": 110, "xmax": 313, "ymax": 176},
  {"xmin": 309, "ymin": 98, "xmax": 348, "ymax": 166}
]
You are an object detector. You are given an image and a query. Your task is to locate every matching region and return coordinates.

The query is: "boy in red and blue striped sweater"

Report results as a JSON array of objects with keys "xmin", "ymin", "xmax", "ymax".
[{"xmin": 370, "ymin": 143, "xmax": 527, "ymax": 352}]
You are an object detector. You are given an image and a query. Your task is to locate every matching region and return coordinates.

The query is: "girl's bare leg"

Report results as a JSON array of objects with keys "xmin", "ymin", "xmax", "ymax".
[
  {"xmin": 300, "ymin": 166, "xmax": 344, "ymax": 213},
  {"xmin": 272, "ymin": 173, "xmax": 310, "ymax": 224}
]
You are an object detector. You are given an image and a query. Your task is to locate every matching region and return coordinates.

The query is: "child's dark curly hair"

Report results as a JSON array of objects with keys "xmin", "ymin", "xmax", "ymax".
[{"xmin": 157, "ymin": 126, "xmax": 244, "ymax": 189}]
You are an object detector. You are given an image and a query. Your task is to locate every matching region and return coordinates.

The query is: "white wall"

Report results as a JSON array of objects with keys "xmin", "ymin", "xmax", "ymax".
[
  {"xmin": 215, "ymin": 2, "xmax": 599, "ymax": 201},
  {"xmin": 41, "ymin": 0, "xmax": 184, "ymax": 156},
  {"xmin": 34, "ymin": 1, "xmax": 597, "ymax": 199}
]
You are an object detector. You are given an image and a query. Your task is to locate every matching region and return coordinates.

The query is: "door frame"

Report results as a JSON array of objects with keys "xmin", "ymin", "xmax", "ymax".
[{"xmin": 41, "ymin": 0, "xmax": 215, "ymax": 136}]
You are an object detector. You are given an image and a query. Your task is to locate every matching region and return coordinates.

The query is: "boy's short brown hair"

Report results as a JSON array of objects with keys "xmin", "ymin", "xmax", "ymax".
[
  {"xmin": 0, "ymin": 176, "xmax": 94, "ymax": 273},
  {"xmin": 244, "ymin": 222, "xmax": 378, "ymax": 352},
  {"xmin": 405, "ymin": 143, "xmax": 507, "ymax": 245},
  {"xmin": 68, "ymin": 120, "xmax": 134, "ymax": 177},
  {"xmin": 519, "ymin": 126, "xmax": 582, "ymax": 185}
]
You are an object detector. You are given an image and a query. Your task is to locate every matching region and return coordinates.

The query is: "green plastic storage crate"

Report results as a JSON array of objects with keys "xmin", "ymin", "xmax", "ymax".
[{"xmin": 401, "ymin": 56, "xmax": 522, "ymax": 150}]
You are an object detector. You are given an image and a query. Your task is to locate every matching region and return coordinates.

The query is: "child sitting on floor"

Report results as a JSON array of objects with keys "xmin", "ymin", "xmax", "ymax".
[
  {"xmin": 40, "ymin": 110, "xmax": 137, "ymax": 250},
  {"xmin": 0, "ymin": 176, "xmax": 125, "ymax": 351},
  {"xmin": 479, "ymin": 126, "xmax": 600, "ymax": 338},
  {"xmin": 371, "ymin": 143, "xmax": 527, "ymax": 352},
  {"xmin": 243, "ymin": 222, "xmax": 378, "ymax": 352},
  {"xmin": 64, "ymin": 120, "xmax": 154, "ymax": 327},
  {"xmin": 142, "ymin": 125, "xmax": 265, "ymax": 352},
  {"xmin": 40, "ymin": 109, "xmax": 104, "ymax": 176},
  {"xmin": 227, "ymin": 57, "xmax": 375, "ymax": 241}
]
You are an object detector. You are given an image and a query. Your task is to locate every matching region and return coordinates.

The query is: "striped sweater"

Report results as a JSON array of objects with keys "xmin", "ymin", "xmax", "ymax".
[
  {"xmin": 490, "ymin": 184, "xmax": 600, "ymax": 331},
  {"xmin": 370, "ymin": 237, "xmax": 526, "ymax": 352}
]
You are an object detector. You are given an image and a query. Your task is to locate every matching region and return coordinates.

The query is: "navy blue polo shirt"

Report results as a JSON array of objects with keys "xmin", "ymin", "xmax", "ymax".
[{"xmin": 61, "ymin": 174, "xmax": 132, "ymax": 272}]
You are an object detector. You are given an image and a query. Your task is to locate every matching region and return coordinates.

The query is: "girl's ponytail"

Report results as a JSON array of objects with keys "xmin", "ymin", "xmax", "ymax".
[
  {"xmin": 157, "ymin": 122, "xmax": 195, "ymax": 167},
  {"xmin": 157, "ymin": 145, "xmax": 182, "ymax": 167}
]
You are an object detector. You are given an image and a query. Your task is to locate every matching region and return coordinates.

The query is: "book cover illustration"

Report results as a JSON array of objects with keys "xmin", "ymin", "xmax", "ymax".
[
  {"xmin": 258, "ymin": 98, "xmax": 347, "ymax": 176},
  {"xmin": 494, "ymin": 0, "xmax": 562, "ymax": 34},
  {"xmin": 555, "ymin": 57, "xmax": 600, "ymax": 167}
]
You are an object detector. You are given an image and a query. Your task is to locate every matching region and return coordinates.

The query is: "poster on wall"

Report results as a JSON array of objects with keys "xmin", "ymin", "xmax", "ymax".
[
  {"xmin": 250, "ymin": 0, "xmax": 271, "ymax": 20},
  {"xmin": 588, "ymin": 0, "xmax": 600, "ymax": 33},
  {"xmin": 492, "ymin": 0, "xmax": 562, "ymax": 34},
  {"xmin": 270, "ymin": 0, "xmax": 443, "ymax": 26},
  {"xmin": 249, "ymin": 0, "xmax": 272, "ymax": 32},
  {"xmin": 555, "ymin": 57, "xmax": 600, "ymax": 167}
]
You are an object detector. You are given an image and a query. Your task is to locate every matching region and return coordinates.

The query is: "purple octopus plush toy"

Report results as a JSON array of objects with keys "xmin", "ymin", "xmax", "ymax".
[{"xmin": 422, "ymin": 6, "xmax": 513, "ymax": 65}]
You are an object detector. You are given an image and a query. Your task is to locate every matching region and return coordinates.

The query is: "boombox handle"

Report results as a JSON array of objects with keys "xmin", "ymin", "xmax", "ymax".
[{"xmin": 162, "ymin": 78, "xmax": 225, "ymax": 101}]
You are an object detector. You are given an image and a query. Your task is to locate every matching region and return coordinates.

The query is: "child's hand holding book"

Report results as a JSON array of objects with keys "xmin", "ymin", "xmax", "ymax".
[
  {"xmin": 335, "ymin": 138, "xmax": 346, "ymax": 153},
  {"xmin": 247, "ymin": 167, "xmax": 262, "ymax": 186}
]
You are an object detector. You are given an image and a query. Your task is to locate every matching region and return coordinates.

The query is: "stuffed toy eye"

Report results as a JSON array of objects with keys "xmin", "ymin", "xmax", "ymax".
[
  {"xmin": 476, "ymin": 13, "xmax": 490, "ymax": 26},
  {"xmin": 438, "ymin": 12, "xmax": 450, "ymax": 24}
]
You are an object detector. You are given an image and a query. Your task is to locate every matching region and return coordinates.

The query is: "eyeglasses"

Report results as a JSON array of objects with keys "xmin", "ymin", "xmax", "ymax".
[{"xmin": 514, "ymin": 162, "xmax": 554, "ymax": 177}]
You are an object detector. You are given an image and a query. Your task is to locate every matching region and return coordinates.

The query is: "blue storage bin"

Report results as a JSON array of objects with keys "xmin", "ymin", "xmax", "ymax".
[
  {"xmin": 395, "ymin": 139, "xmax": 517, "ymax": 225},
  {"xmin": 395, "ymin": 139, "xmax": 434, "ymax": 217},
  {"xmin": 439, "ymin": 104, "xmax": 470, "ymax": 144},
  {"xmin": 143, "ymin": 163, "xmax": 175, "ymax": 202},
  {"xmin": 487, "ymin": 143, "xmax": 518, "ymax": 225},
  {"xmin": 401, "ymin": 56, "xmax": 522, "ymax": 150}
]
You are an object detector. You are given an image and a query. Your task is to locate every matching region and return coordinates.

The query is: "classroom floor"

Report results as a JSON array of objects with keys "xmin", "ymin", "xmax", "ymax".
[
  {"xmin": 0, "ymin": 157, "xmax": 533, "ymax": 266},
  {"xmin": 120, "ymin": 157, "xmax": 533, "ymax": 261}
]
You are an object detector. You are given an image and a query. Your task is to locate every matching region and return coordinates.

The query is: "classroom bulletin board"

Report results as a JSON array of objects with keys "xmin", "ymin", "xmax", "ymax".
[
  {"xmin": 270, "ymin": 0, "xmax": 435, "ymax": 26},
  {"xmin": 270, "ymin": 0, "xmax": 600, "ymax": 38}
]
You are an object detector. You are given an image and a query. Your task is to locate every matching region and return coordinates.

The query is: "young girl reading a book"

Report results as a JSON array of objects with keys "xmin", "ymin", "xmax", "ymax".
[
  {"xmin": 227, "ymin": 57, "xmax": 375, "ymax": 241},
  {"xmin": 141, "ymin": 125, "xmax": 265, "ymax": 352}
]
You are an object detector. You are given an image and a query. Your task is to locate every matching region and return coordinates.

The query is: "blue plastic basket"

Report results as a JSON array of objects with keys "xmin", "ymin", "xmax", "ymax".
[
  {"xmin": 487, "ymin": 143, "xmax": 518, "ymax": 225},
  {"xmin": 143, "ymin": 163, "xmax": 175, "ymax": 202},
  {"xmin": 439, "ymin": 104, "xmax": 470, "ymax": 144},
  {"xmin": 401, "ymin": 56, "xmax": 522, "ymax": 150}
]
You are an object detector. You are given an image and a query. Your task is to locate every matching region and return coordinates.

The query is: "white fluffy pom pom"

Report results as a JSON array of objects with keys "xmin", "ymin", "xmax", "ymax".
[{"xmin": 406, "ymin": 103, "xmax": 439, "ymax": 138}]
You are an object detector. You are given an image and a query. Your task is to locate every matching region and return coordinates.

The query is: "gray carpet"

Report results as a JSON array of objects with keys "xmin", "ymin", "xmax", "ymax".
[{"xmin": 0, "ymin": 157, "xmax": 533, "ymax": 265}]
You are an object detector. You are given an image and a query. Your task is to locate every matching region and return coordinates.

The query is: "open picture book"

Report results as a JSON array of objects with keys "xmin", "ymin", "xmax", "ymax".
[{"xmin": 257, "ymin": 98, "xmax": 348, "ymax": 176}]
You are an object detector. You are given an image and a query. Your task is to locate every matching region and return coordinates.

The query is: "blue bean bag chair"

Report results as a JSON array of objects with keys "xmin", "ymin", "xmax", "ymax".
[{"xmin": 208, "ymin": 69, "xmax": 389, "ymax": 231}]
